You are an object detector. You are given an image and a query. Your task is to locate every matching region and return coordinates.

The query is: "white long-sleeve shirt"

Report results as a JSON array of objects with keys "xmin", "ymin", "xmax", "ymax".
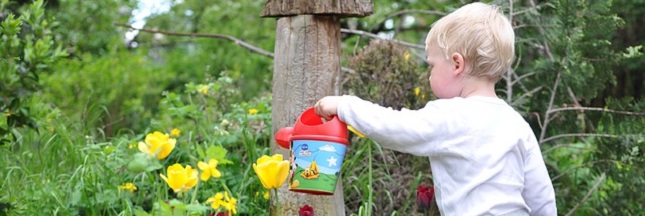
[{"xmin": 336, "ymin": 95, "xmax": 557, "ymax": 216}]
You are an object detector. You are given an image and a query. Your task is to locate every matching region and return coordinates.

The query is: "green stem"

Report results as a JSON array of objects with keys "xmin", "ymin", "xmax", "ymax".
[
  {"xmin": 190, "ymin": 181, "xmax": 200, "ymax": 204},
  {"xmin": 219, "ymin": 178, "xmax": 232, "ymax": 194},
  {"xmin": 274, "ymin": 188, "xmax": 280, "ymax": 215},
  {"xmin": 367, "ymin": 141, "xmax": 373, "ymax": 216}
]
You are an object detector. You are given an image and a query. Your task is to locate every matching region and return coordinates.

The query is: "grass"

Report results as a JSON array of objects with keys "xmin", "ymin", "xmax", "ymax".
[
  {"xmin": 342, "ymin": 137, "xmax": 433, "ymax": 215},
  {"xmin": 0, "ymin": 76, "xmax": 434, "ymax": 216}
]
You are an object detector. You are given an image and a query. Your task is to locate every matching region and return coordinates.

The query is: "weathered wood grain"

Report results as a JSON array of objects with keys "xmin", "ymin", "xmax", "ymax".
[
  {"xmin": 271, "ymin": 15, "xmax": 345, "ymax": 216},
  {"xmin": 261, "ymin": 0, "xmax": 373, "ymax": 17}
]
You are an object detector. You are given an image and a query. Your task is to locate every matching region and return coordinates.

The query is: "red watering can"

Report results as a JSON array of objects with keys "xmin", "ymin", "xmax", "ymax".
[{"xmin": 275, "ymin": 107, "xmax": 349, "ymax": 195}]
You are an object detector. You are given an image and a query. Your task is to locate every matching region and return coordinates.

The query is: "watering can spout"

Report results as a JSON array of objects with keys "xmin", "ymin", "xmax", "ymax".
[{"xmin": 275, "ymin": 127, "xmax": 293, "ymax": 149}]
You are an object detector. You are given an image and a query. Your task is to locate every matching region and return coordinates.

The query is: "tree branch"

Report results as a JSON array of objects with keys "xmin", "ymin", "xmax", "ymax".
[
  {"xmin": 564, "ymin": 173, "xmax": 606, "ymax": 216},
  {"xmin": 552, "ymin": 160, "xmax": 614, "ymax": 182},
  {"xmin": 382, "ymin": 9, "xmax": 446, "ymax": 21},
  {"xmin": 539, "ymin": 72, "xmax": 561, "ymax": 143},
  {"xmin": 510, "ymin": 86, "xmax": 543, "ymax": 106},
  {"xmin": 504, "ymin": 0, "xmax": 515, "ymax": 103},
  {"xmin": 340, "ymin": 28, "xmax": 425, "ymax": 50},
  {"xmin": 542, "ymin": 143, "xmax": 591, "ymax": 155},
  {"xmin": 511, "ymin": 71, "xmax": 536, "ymax": 86},
  {"xmin": 115, "ymin": 23, "xmax": 358, "ymax": 74},
  {"xmin": 547, "ymin": 107, "xmax": 645, "ymax": 116},
  {"xmin": 114, "ymin": 23, "xmax": 275, "ymax": 58},
  {"xmin": 541, "ymin": 133, "xmax": 622, "ymax": 144}
]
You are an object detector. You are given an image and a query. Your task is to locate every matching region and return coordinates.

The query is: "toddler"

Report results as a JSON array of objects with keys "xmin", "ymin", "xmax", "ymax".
[{"xmin": 314, "ymin": 2, "xmax": 556, "ymax": 216}]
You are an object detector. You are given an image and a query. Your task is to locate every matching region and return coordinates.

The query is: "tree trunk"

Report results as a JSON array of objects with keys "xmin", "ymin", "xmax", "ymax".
[{"xmin": 271, "ymin": 15, "xmax": 344, "ymax": 216}]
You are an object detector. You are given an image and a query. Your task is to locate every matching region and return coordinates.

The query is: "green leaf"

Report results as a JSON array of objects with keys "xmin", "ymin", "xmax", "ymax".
[
  {"xmin": 155, "ymin": 200, "xmax": 173, "ymax": 216},
  {"xmin": 127, "ymin": 153, "xmax": 150, "ymax": 173},
  {"xmin": 196, "ymin": 144, "xmax": 205, "ymax": 159},
  {"xmin": 69, "ymin": 190, "xmax": 82, "ymax": 206},
  {"xmin": 146, "ymin": 159, "xmax": 163, "ymax": 172},
  {"xmin": 185, "ymin": 204, "xmax": 209, "ymax": 213},
  {"xmin": 206, "ymin": 145, "xmax": 233, "ymax": 165},
  {"xmin": 133, "ymin": 208, "xmax": 151, "ymax": 216}
]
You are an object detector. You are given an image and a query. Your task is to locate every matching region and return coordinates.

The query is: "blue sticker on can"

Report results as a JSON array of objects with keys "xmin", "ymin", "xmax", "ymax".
[{"xmin": 288, "ymin": 140, "xmax": 347, "ymax": 194}]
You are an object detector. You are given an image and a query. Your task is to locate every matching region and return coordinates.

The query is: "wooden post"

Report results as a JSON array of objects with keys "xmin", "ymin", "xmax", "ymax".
[{"xmin": 262, "ymin": 0, "xmax": 372, "ymax": 215}]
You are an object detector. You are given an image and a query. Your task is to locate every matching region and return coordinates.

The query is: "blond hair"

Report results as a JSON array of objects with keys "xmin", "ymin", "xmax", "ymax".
[{"xmin": 425, "ymin": 2, "xmax": 515, "ymax": 81}]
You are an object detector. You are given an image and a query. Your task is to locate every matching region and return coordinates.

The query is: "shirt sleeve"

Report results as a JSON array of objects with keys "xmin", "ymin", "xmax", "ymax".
[
  {"xmin": 336, "ymin": 95, "xmax": 446, "ymax": 156},
  {"xmin": 522, "ymin": 136, "xmax": 558, "ymax": 216}
]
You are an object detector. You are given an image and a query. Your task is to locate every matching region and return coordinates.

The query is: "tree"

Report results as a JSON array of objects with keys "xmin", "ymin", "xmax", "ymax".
[{"xmin": 0, "ymin": 0, "xmax": 66, "ymax": 144}]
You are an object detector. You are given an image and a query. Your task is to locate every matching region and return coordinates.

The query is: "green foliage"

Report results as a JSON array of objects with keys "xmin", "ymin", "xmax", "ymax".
[
  {"xmin": 52, "ymin": 0, "xmax": 135, "ymax": 54},
  {"xmin": 589, "ymin": 98, "xmax": 645, "ymax": 215},
  {"xmin": 137, "ymin": 0, "xmax": 275, "ymax": 100},
  {"xmin": 1, "ymin": 72, "xmax": 273, "ymax": 215},
  {"xmin": 0, "ymin": 0, "xmax": 66, "ymax": 143},
  {"xmin": 345, "ymin": 40, "xmax": 427, "ymax": 110},
  {"xmin": 40, "ymin": 50, "xmax": 173, "ymax": 136},
  {"xmin": 1, "ymin": 0, "xmax": 644, "ymax": 215}
]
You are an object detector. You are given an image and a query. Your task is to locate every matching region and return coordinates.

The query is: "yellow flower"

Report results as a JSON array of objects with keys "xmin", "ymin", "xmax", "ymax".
[
  {"xmin": 348, "ymin": 125, "xmax": 366, "ymax": 138},
  {"xmin": 138, "ymin": 131, "xmax": 176, "ymax": 159},
  {"xmin": 160, "ymin": 163, "xmax": 198, "ymax": 193},
  {"xmin": 119, "ymin": 182, "xmax": 137, "ymax": 192},
  {"xmin": 206, "ymin": 192, "xmax": 237, "ymax": 215},
  {"xmin": 414, "ymin": 87, "xmax": 421, "ymax": 97},
  {"xmin": 252, "ymin": 154, "xmax": 289, "ymax": 189},
  {"xmin": 255, "ymin": 191, "xmax": 270, "ymax": 200},
  {"xmin": 128, "ymin": 142, "xmax": 136, "ymax": 149},
  {"xmin": 222, "ymin": 192, "xmax": 238, "ymax": 215},
  {"xmin": 404, "ymin": 52, "xmax": 411, "ymax": 61},
  {"xmin": 248, "ymin": 108, "xmax": 259, "ymax": 115},
  {"xmin": 170, "ymin": 128, "xmax": 181, "ymax": 137},
  {"xmin": 197, "ymin": 84, "xmax": 209, "ymax": 95},
  {"xmin": 198, "ymin": 159, "xmax": 222, "ymax": 181},
  {"xmin": 206, "ymin": 192, "xmax": 225, "ymax": 209}
]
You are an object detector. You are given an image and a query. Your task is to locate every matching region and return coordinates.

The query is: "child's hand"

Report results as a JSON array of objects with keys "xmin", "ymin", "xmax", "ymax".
[{"xmin": 314, "ymin": 96, "xmax": 341, "ymax": 120}]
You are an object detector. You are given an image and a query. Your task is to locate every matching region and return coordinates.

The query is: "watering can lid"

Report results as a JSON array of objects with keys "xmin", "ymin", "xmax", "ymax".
[
  {"xmin": 291, "ymin": 107, "xmax": 348, "ymax": 141},
  {"xmin": 275, "ymin": 107, "xmax": 349, "ymax": 148}
]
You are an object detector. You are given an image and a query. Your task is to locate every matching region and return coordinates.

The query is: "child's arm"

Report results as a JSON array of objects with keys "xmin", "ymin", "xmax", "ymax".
[
  {"xmin": 315, "ymin": 95, "xmax": 445, "ymax": 156},
  {"xmin": 522, "ymin": 136, "xmax": 558, "ymax": 216}
]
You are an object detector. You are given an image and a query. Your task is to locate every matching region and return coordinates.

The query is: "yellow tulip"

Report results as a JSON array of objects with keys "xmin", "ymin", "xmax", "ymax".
[
  {"xmin": 198, "ymin": 159, "xmax": 222, "ymax": 181},
  {"xmin": 138, "ymin": 131, "xmax": 176, "ymax": 159},
  {"xmin": 252, "ymin": 154, "xmax": 289, "ymax": 189},
  {"xmin": 160, "ymin": 163, "xmax": 198, "ymax": 193}
]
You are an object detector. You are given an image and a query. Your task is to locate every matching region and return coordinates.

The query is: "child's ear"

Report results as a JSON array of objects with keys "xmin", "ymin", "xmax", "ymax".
[{"xmin": 451, "ymin": 53, "xmax": 465, "ymax": 76}]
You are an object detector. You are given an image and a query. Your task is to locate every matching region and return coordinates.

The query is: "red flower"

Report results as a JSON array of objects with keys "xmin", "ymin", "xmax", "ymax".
[
  {"xmin": 299, "ymin": 204, "xmax": 314, "ymax": 216},
  {"xmin": 416, "ymin": 185, "xmax": 435, "ymax": 210},
  {"xmin": 214, "ymin": 213, "xmax": 228, "ymax": 216}
]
